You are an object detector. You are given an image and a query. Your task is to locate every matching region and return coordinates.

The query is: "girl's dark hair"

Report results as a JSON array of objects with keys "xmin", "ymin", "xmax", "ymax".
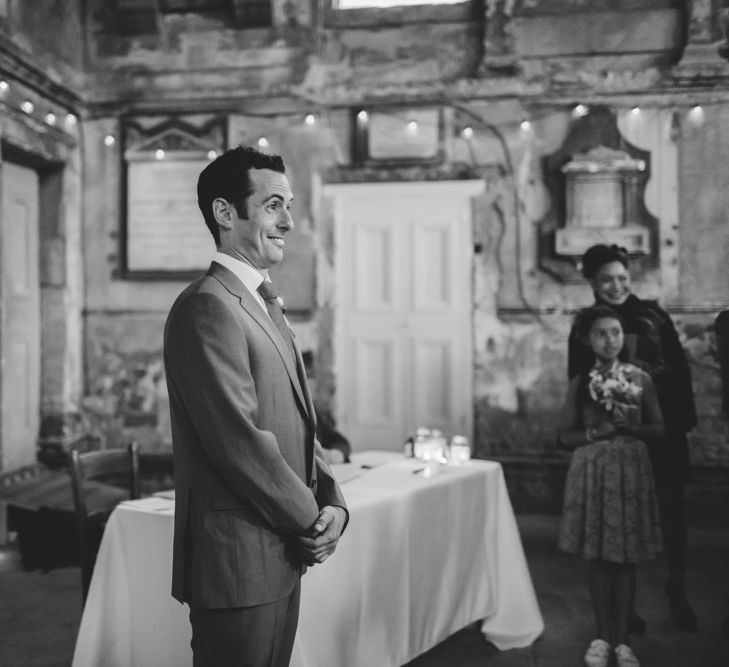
[
  {"xmin": 574, "ymin": 304, "xmax": 626, "ymax": 340},
  {"xmin": 580, "ymin": 244, "xmax": 629, "ymax": 280}
]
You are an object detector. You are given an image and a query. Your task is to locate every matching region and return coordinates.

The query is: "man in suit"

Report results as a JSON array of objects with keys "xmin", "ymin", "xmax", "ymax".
[{"xmin": 164, "ymin": 145, "xmax": 348, "ymax": 666}]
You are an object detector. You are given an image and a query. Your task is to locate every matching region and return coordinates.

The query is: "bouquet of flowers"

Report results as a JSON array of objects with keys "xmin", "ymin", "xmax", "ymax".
[{"xmin": 588, "ymin": 364, "xmax": 643, "ymax": 415}]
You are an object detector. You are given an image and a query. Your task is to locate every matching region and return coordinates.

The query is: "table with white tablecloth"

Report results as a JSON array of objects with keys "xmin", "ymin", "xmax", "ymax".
[{"xmin": 72, "ymin": 452, "xmax": 543, "ymax": 667}]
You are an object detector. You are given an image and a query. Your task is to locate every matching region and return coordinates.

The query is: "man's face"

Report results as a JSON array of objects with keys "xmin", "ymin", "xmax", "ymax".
[
  {"xmin": 229, "ymin": 168, "xmax": 294, "ymax": 270},
  {"xmin": 590, "ymin": 260, "xmax": 631, "ymax": 306}
]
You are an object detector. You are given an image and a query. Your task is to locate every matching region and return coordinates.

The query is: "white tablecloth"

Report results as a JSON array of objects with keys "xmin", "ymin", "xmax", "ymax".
[{"xmin": 72, "ymin": 453, "xmax": 543, "ymax": 667}]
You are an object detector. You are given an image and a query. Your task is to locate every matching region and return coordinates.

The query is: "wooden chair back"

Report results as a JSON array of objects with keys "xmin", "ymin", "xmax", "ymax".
[{"xmin": 67, "ymin": 441, "xmax": 140, "ymax": 602}]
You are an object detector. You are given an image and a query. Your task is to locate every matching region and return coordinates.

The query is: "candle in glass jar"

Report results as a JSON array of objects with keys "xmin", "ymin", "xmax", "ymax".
[{"xmin": 449, "ymin": 435, "xmax": 471, "ymax": 464}]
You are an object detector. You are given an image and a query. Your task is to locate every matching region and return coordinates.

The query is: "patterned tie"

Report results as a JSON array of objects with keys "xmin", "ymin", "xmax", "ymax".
[{"xmin": 257, "ymin": 280, "xmax": 296, "ymax": 362}]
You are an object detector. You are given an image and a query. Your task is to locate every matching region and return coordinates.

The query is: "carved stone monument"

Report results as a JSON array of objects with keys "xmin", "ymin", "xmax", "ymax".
[{"xmin": 555, "ymin": 146, "xmax": 650, "ymax": 257}]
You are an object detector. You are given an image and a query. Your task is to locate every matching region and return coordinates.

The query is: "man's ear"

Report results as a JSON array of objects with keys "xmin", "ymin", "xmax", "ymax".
[{"xmin": 212, "ymin": 198, "xmax": 234, "ymax": 232}]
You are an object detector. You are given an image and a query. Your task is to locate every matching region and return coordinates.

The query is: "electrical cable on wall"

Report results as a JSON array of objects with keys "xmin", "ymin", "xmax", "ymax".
[{"xmin": 452, "ymin": 102, "xmax": 558, "ymax": 330}]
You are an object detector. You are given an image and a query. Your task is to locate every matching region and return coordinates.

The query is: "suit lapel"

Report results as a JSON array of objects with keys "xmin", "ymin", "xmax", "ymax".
[{"xmin": 208, "ymin": 263, "xmax": 310, "ymax": 419}]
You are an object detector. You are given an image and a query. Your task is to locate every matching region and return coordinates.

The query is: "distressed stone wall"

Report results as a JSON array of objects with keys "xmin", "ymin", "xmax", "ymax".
[
  {"xmin": 0, "ymin": 1, "xmax": 86, "ymax": 470},
  {"xmin": 0, "ymin": 0, "xmax": 85, "ymax": 90},
  {"xmin": 69, "ymin": 0, "xmax": 729, "ymax": 504}
]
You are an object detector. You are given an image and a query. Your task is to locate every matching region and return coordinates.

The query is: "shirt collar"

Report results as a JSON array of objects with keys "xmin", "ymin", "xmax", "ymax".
[{"xmin": 213, "ymin": 251, "xmax": 269, "ymax": 298}]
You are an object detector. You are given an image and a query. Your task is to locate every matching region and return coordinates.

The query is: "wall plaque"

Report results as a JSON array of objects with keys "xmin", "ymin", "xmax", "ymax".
[
  {"xmin": 555, "ymin": 146, "xmax": 650, "ymax": 257},
  {"xmin": 353, "ymin": 107, "xmax": 442, "ymax": 164},
  {"xmin": 122, "ymin": 116, "xmax": 225, "ymax": 278}
]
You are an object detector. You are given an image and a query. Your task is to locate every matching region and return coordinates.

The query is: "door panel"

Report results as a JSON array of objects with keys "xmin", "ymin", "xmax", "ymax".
[
  {"xmin": 412, "ymin": 224, "xmax": 451, "ymax": 309},
  {"xmin": 1, "ymin": 162, "xmax": 41, "ymax": 470},
  {"xmin": 354, "ymin": 221, "xmax": 398, "ymax": 311},
  {"xmin": 411, "ymin": 338, "xmax": 452, "ymax": 426},
  {"xmin": 352, "ymin": 337, "xmax": 400, "ymax": 425}
]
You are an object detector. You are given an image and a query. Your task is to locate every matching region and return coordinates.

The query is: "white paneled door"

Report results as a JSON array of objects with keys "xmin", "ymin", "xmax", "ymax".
[
  {"xmin": 328, "ymin": 180, "xmax": 484, "ymax": 452},
  {"xmin": 0, "ymin": 162, "xmax": 40, "ymax": 470}
]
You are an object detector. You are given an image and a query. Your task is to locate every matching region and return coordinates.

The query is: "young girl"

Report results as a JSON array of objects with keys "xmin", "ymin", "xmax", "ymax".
[{"xmin": 558, "ymin": 305, "xmax": 664, "ymax": 667}]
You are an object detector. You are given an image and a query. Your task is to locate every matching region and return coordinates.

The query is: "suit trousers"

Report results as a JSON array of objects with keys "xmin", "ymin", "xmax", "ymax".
[{"xmin": 189, "ymin": 579, "xmax": 301, "ymax": 667}]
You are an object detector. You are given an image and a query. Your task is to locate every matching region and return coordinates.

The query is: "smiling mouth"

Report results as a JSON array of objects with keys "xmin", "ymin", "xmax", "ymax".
[{"xmin": 267, "ymin": 235, "xmax": 285, "ymax": 247}]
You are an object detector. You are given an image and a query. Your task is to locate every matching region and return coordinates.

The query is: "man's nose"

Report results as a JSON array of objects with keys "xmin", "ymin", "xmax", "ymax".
[{"xmin": 278, "ymin": 208, "xmax": 294, "ymax": 230}]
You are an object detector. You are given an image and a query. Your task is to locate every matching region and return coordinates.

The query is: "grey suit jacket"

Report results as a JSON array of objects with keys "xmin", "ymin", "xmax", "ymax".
[{"xmin": 164, "ymin": 262, "xmax": 347, "ymax": 608}]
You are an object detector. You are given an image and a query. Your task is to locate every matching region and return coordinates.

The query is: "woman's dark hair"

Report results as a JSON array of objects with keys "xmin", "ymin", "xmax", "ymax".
[
  {"xmin": 574, "ymin": 304, "xmax": 626, "ymax": 340},
  {"xmin": 197, "ymin": 145, "xmax": 286, "ymax": 245},
  {"xmin": 580, "ymin": 244, "xmax": 629, "ymax": 280}
]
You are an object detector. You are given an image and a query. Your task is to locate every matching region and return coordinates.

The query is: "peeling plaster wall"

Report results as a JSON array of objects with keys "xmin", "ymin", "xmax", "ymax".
[
  {"xmin": 74, "ymin": 0, "xmax": 729, "ymax": 501},
  {"xmin": 0, "ymin": 0, "xmax": 86, "ymax": 91},
  {"xmin": 678, "ymin": 104, "xmax": 729, "ymax": 306},
  {"xmin": 0, "ymin": 1, "xmax": 86, "ymax": 460}
]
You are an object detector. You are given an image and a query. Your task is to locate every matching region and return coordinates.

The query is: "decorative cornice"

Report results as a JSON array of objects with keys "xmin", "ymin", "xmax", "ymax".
[
  {"xmin": 0, "ymin": 41, "xmax": 84, "ymax": 113},
  {"xmin": 323, "ymin": 162, "xmax": 480, "ymax": 184}
]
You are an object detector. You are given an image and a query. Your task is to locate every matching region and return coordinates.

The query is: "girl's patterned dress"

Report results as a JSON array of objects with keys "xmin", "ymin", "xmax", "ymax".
[{"xmin": 558, "ymin": 362, "xmax": 662, "ymax": 563}]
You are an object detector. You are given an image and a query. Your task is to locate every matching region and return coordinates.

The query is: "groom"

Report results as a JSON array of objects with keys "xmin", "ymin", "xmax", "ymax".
[{"xmin": 164, "ymin": 145, "xmax": 348, "ymax": 666}]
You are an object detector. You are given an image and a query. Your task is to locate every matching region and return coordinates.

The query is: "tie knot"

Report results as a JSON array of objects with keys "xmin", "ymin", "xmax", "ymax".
[{"xmin": 257, "ymin": 280, "xmax": 280, "ymax": 301}]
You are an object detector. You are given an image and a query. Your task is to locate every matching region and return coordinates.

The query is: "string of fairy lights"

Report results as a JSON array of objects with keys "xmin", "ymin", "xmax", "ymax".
[
  {"xmin": 96, "ymin": 100, "xmax": 716, "ymax": 160},
  {"xmin": 0, "ymin": 52, "xmax": 721, "ymax": 155},
  {"xmin": 0, "ymin": 77, "xmax": 78, "ymax": 131},
  {"xmin": 3, "ymin": 85, "xmax": 715, "ymax": 322}
]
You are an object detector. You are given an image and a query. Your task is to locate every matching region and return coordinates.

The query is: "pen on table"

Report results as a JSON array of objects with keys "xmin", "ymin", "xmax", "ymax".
[{"xmin": 412, "ymin": 467, "xmax": 425, "ymax": 475}]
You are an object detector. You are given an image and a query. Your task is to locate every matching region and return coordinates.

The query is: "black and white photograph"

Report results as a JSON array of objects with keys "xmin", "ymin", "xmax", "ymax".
[{"xmin": 0, "ymin": 2, "xmax": 728, "ymax": 666}]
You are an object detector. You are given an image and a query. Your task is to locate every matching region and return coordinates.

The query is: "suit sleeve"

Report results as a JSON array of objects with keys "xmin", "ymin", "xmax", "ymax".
[
  {"xmin": 165, "ymin": 292, "xmax": 320, "ymax": 535},
  {"xmin": 312, "ymin": 439, "xmax": 349, "ymax": 531}
]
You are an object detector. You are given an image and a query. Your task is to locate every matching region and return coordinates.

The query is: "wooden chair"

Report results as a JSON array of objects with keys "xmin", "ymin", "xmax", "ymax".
[{"xmin": 67, "ymin": 441, "xmax": 140, "ymax": 602}]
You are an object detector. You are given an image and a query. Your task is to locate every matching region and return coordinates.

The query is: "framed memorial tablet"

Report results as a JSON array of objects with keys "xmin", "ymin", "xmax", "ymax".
[{"xmin": 121, "ymin": 115, "xmax": 226, "ymax": 279}]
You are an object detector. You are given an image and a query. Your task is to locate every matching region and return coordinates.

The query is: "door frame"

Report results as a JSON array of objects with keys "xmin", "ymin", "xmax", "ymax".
[
  {"xmin": 325, "ymin": 179, "xmax": 484, "ymax": 449},
  {"xmin": 0, "ymin": 142, "xmax": 65, "ymax": 471}
]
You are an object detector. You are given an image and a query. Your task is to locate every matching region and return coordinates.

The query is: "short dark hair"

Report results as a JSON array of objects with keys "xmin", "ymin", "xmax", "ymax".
[
  {"xmin": 197, "ymin": 145, "xmax": 286, "ymax": 245},
  {"xmin": 574, "ymin": 304, "xmax": 626, "ymax": 340},
  {"xmin": 580, "ymin": 244, "xmax": 629, "ymax": 280}
]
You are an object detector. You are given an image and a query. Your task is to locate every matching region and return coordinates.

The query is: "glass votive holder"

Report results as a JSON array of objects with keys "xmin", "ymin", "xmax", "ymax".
[{"xmin": 449, "ymin": 435, "xmax": 471, "ymax": 465}]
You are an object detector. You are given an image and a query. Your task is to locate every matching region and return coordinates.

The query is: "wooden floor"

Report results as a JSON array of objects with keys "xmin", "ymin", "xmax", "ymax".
[{"xmin": 1, "ymin": 512, "xmax": 727, "ymax": 667}]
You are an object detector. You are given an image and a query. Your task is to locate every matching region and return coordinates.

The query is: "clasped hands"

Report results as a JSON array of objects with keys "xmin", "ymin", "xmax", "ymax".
[
  {"xmin": 589, "ymin": 409, "xmax": 633, "ymax": 441},
  {"xmin": 298, "ymin": 505, "xmax": 347, "ymax": 566}
]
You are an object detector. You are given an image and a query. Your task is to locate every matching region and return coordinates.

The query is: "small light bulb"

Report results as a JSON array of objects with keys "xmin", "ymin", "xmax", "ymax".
[
  {"xmin": 155, "ymin": 149, "xmax": 165, "ymax": 160},
  {"xmin": 207, "ymin": 150, "xmax": 217, "ymax": 160},
  {"xmin": 257, "ymin": 137, "xmax": 269, "ymax": 149},
  {"xmin": 45, "ymin": 113, "xmax": 57, "ymax": 126},
  {"xmin": 520, "ymin": 120, "xmax": 531, "ymax": 132},
  {"xmin": 0, "ymin": 80, "xmax": 8, "ymax": 92},
  {"xmin": 104, "ymin": 134, "xmax": 115, "ymax": 146},
  {"xmin": 462, "ymin": 126, "xmax": 473, "ymax": 139},
  {"xmin": 357, "ymin": 110, "xmax": 368, "ymax": 122},
  {"xmin": 688, "ymin": 105, "xmax": 705, "ymax": 126},
  {"xmin": 407, "ymin": 120, "xmax": 418, "ymax": 133},
  {"xmin": 572, "ymin": 104, "xmax": 589, "ymax": 118},
  {"xmin": 21, "ymin": 100, "xmax": 34, "ymax": 114},
  {"xmin": 66, "ymin": 113, "xmax": 77, "ymax": 126},
  {"xmin": 631, "ymin": 106, "xmax": 641, "ymax": 115},
  {"xmin": 305, "ymin": 114, "xmax": 316, "ymax": 125}
]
